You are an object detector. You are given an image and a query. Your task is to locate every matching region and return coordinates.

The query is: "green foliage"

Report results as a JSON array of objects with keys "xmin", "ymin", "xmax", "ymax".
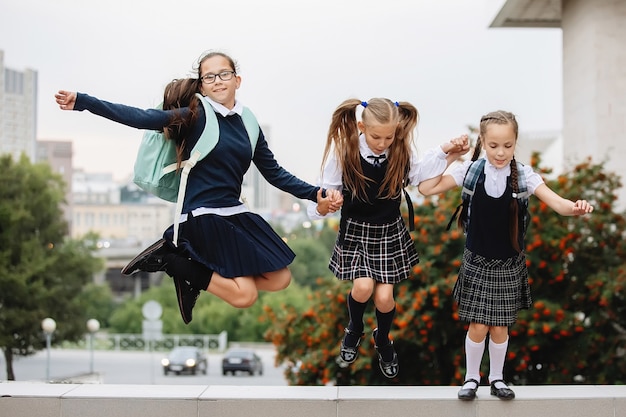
[
  {"xmin": 288, "ymin": 238, "xmax": 334, "ymax": 288},
  {"xmin": 81, "ymin": 283, "xmax": 115, "ymax": 328},
  {"xmin": 0, "ymin": 155, "xmax": 103, "ymax": 380},
  {"xmin": 109, "ymin": 276, "xmax": 312, "ymax": 342},
  {"xmin": 266, "ymin": 155, "xmax": 626, "ymax": 385}
]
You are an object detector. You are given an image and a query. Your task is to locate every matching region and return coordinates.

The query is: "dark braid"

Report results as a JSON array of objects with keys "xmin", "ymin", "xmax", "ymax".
[
  {"xmin": 509, "ymin": 158, "xmax": 521, "ymax": 252},
  {"xmin": 458, "ymin": 135, "xmax": 483, "ymax": 230}
]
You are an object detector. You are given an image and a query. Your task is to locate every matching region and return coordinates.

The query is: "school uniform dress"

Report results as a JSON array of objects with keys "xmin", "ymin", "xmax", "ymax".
[
  {"xmin": 450, "ymin": 158, "xmax": 544, "ymax": 326},
  {"xmin": 308, "ymin": 135, "xmax": 448, "ymax": 284},
  {"xmin": 74, "ymin": 93, "xmax": 320, "ymax": 278}
]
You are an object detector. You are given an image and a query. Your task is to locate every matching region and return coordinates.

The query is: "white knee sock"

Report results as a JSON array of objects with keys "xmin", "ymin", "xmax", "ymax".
[
  {"xmin": 488, "ymin": 337, "xmax": 509, "ymax": 384},
  {"xmin": 464, "ymin": 334, "xmax": 485, "ymax": 384}
]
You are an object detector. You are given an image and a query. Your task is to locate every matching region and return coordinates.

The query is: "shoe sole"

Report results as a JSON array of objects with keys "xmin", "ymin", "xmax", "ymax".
[
  {"xmin": 121, "ymin": 239, "xmax": 166, "ymax": 276},
  {"xmin": 173, "ymin": 277, "xmax": 192, "ymax": 325}
]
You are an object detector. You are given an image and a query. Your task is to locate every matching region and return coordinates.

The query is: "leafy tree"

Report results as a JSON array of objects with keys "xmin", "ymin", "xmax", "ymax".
[
  {"xmin": 81, "ymin": 283, "xmax": 115, "ymax": 328},
  {"xmin": 288, "ymin": 239, "xmax": 334, "ymax": 288},
  {"xmin": 266, "ymin": 156, "xmax": 626, "ymax": 385},
  {"xmin": 109, "ymin": 276, "xmax": 312, "ymax": 342},
  {"xmin": 0, "ymin": 155, "xmax": 102, "ymax": 380}
]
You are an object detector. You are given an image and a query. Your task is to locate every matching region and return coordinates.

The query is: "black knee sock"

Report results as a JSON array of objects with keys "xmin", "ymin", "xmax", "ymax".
[
  {"xmin": 345, "ymin": 292, "xmax": 367, "ymax": 346},
  {"xmin": 375, "ymin": 306, "xmax": 396, "ymax": 348},
  {"xmin": 163, "ymin": 253, "xmax": 213, "ymax": 291}
]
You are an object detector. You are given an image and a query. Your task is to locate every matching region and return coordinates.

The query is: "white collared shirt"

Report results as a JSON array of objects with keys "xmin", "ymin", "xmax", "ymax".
[
  {"xmin": 307, "ymin": 134, "xmax": 448, "ymax": 219},
  {"xmin": 200, "ymin": 95, "xmax": 244, "ymax": 117},
  {"xmin": 450, "ymin": 158, "xmax": 544, "ymax": 197}
]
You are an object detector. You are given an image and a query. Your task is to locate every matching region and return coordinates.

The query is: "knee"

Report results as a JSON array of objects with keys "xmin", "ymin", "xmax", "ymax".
[
  {"xmin": 230, "ymin": 290, "xmax": 258, "ymax": 309},
  {"xmin": 275, "ymin": 273, "xmax": 291, "ymax": 290},
  {"xmin": 374, "ymin": 294, "xmax": 395, "ymax": 311},
  {"xmin": 352, "ymin": 282, "xmax": 374, "ymax": 301}
]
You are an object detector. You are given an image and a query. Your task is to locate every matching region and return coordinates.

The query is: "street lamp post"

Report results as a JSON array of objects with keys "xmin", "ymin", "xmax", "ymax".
[
  {"xmin": 41, "ymin": 317, "xmax": 56, "ymax": 381},
  {"xmin": 86, "ymin": 319, "xmax": 100, "ymax": 374}
]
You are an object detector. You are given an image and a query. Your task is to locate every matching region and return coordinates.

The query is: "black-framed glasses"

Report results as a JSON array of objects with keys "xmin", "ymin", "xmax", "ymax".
[{"xmin": 200, "ymin": 70, "xmax": 236, "ymax": 84}]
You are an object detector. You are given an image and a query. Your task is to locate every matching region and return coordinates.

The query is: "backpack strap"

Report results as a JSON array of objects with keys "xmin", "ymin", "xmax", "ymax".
[
  {"xmin": 513, "ymin": 161, "xmax": 529, "ymax": 200},
  {"xmin": 446, "ymin": 159, "xmax": 485, "ymax": 231}
]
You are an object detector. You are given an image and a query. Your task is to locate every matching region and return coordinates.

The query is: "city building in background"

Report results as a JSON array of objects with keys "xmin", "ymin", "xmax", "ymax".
[
  {"xmin": 491, "ymin": 0, "xmax": 626, "ymax": 207},
  {"xmin": 0, "ymin": 50, "xmax": 37, "ymax": 162},
  {"xmin": 36, "ymin": 140, "xmax": 74, "ymax": 228}
]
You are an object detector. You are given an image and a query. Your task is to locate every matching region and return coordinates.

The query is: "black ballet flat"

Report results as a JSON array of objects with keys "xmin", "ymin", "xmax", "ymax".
[
  {"xmin": 337, "ymin": 328, "xmax": 364, "ymax": 366},
  {"xmin": 490, "ymin": 379, "xmax": 515, "ymax": 400},
  {"xmin": 457, "ymin": 378, "xmax": 480, "ymax": 400}
]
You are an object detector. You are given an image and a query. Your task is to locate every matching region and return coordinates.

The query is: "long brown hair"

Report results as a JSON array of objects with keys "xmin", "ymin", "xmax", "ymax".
[
  {"xmin": 463, "ymin": 110, "xmax": 523, "ymax": 252},
  {"xmin": 161, "ymin": 78, "xmax": 202, "ymax": 167},
  {"xmin": 320, "ymin": 97, "xmax": 419, "ymax": 201}
]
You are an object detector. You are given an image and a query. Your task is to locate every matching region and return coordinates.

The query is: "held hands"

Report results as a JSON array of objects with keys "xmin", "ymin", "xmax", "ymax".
[
  {"xmin": 442, "ymin": 134, "xmax": 470, "ymax": 164},
  {"xmin": 316, "ymin": 188, "xmax": 343, "ymax": 216},
  {"xmin": 572, "ymin": 199, "xmax": 594, "ymax": 216},
  {"xmin": 55, "ymin": 90, "xmax": 77, "ymax": 110}
]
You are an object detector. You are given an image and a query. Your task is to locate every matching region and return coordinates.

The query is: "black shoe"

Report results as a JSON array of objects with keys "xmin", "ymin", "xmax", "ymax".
[
  {"xmin": 490, "ymin": 379, "xmax": 515, "ymax": 400},
  {"xmin": 336, "ymin": 328, "xmax": 364, "ymax": 366},
  {"xmin": 457, "ymin": 378, "xmax": 480, "ymax": 400},
  {"xmin": 121, "ymin": 239, "xmax": 169, "ymax": 276},
  {"xmin": 373, "ymin": 328, "xmax": 399, "ymax": 379},
  {"xmin": 173, "ymin": 276, "xmax": 200, "ymax": 325}
]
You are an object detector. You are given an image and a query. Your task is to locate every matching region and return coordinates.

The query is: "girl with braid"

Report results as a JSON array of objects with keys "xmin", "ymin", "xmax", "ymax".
[
  {"xmin": 308, "ymin": 98, "xmax": 468, "ymax": 378},
  {"xmin": 419, "ymin": 110, "xmax": 593, "ymax": 400}
]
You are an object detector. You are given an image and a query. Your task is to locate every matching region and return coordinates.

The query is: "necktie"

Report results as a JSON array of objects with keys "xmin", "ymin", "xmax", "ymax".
[{"xmin": 367, "ymin": 154, "xmax": 386, "ymax": 168}]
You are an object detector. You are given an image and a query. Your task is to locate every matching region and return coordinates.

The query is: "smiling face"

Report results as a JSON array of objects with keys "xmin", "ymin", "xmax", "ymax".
[
  {"xmin": 358, "ymin": 120, "xmax": 397, "ymax": 154},
  {"xmin": 198, "ymin": 54, "xmax": 241, "ymax": 109},
  {"xmin": 482, "ymin": 122, "xmax": 517, "ymax": 169}
]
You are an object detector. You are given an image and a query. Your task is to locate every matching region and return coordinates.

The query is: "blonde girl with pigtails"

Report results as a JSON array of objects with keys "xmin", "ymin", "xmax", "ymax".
[{"xmin": 308, "ymin": 97, "xmax": 468, "ymax": 378}]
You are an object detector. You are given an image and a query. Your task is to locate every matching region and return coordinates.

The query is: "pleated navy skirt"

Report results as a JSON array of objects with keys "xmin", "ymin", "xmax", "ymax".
[{"xmin": 163, "ymin": 211, "xmax": 295, "ymax": 278}]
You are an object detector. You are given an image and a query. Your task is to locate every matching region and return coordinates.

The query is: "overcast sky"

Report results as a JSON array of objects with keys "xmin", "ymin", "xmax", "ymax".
[{"xmin": 0, "ymin": 0, "xmax": 563, "ymax": 183}]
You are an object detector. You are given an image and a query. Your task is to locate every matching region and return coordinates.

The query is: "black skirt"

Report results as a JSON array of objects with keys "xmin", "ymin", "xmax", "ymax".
[
  {"xmin": 163, "ymin": 211, "xmax": 295, "ymax": 278},
  {"xmin": 329, "ymin": 216, "xmax": 419, "ymax": 284},
  {"xmin": 453, "ymin": 247, "xmax": 532, "ymax": 326}
]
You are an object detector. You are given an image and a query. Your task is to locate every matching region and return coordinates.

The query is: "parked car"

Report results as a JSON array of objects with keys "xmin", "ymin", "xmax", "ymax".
[
  {"xmin": 222, "ymin": 348, "xmax": 263, "ymax": 376},
  {"xmin": 161, "ymin": 346, "xmax": 208, "ymax": 375}
]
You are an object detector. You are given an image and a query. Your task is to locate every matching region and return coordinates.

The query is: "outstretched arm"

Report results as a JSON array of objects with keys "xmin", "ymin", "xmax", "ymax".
[{"xmin": 534, "ymin": 184, "xmax": 594, "ymax": 216}]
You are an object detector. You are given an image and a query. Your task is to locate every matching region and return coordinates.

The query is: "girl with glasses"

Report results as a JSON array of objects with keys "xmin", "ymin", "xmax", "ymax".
[{"xmin": 55, "ymin": 51, "xmax": 342, "ymax": 325}]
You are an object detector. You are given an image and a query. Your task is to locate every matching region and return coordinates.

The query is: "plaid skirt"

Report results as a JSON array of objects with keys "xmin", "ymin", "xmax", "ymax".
[
  {"xmin": 453, "ymin": 248, "xmax": 532, "ymax": 326},
  {"xmin": 329, "ymin": 216, "xmax": 419, "ymax": 284},
  {"xmin": 163, "ymin": 211, "xmax": 295, "ymax": 278}
]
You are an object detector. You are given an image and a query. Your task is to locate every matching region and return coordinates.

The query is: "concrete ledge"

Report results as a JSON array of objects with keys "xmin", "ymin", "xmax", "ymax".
[{"xmin": 1, "ymin": 382, "xmax": 625, "ymax": 417}]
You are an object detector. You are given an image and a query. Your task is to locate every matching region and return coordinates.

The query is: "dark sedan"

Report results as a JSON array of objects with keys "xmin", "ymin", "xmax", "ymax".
[
  {"xmin": 161, "ymin": 346, "xmax": 208, "ymax": 375},
  {"xmin": 222, "ymin": 348, "xmax": 263, "ymax": 376}
]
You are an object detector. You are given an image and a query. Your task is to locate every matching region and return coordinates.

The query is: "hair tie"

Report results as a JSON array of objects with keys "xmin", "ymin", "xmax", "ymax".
[
  {"xmin": 394, "ymin": 101, "xmax": 399, "ymax": 107},
  {"xmin": 361, "ymin": 101, "xmax": 368, "ymax": 108}
]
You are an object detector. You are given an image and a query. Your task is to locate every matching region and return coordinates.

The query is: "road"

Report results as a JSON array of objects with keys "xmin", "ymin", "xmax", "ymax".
[{"xmin": 1, "ymin": 345, "xmax": 288, "ymax": 385}]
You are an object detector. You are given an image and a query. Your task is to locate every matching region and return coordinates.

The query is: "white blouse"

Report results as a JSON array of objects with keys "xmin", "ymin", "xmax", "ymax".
[
  {"xmin": 450, "ymin": 158, "xmax": 544, "ymax": 198},
  {"xmin": 307, "ymin": 134, "xmax": 448, "ymax": 220}
]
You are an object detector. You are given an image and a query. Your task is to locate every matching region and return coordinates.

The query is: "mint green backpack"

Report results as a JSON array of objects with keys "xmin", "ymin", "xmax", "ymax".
[{"xmin": 133, "ymin": 93, "xmax": 259, "ymax": 245}]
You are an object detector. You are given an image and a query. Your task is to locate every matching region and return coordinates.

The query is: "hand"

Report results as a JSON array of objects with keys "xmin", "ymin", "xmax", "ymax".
[
  {"xmin": 315, "ymin": 188, "xmax": 343, "ymax": 216},
  {"xmin": 326, "ymin": 189, "xmax": 343, "ymax": 213},
  {"xmin": 55, "ymin": 90, "xmax": 77, "ymax": 110},
  {"xmin": 442, "ymin": 134, "xmax": 470, "ymax": 157},
  {"xmin": 572, "ymin": 199, "xmax": 594, "ymax": 215}
]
